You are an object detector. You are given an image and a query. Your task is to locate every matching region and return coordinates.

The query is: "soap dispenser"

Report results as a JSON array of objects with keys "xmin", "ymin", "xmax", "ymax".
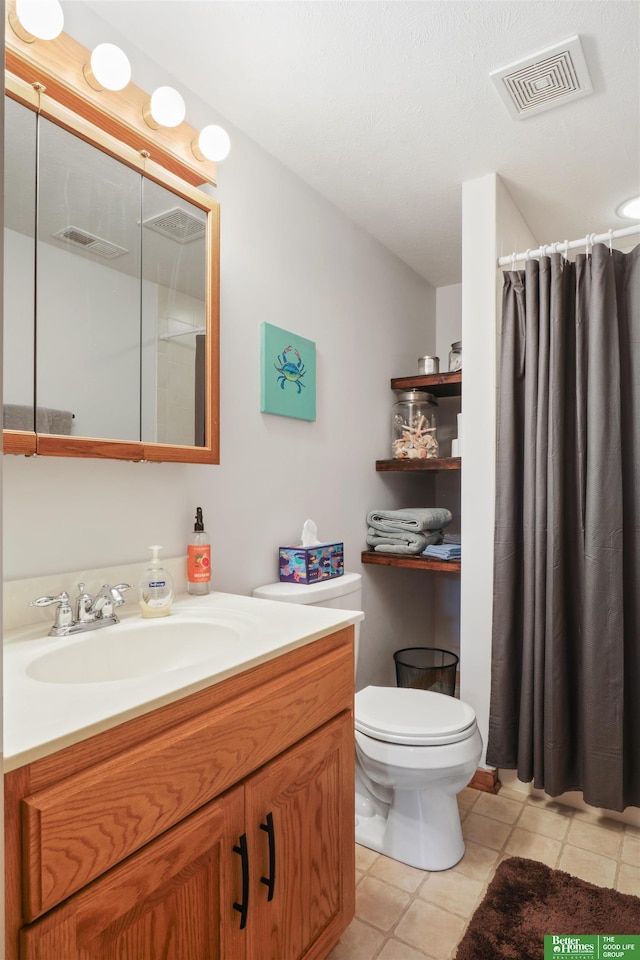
[
  {"xmin": 139, "ymin": 546, "xmax": 173, "ymax": 618},
  {"xmin": 187, "ymin": 507, "xmax": 211, "ymax": 595}
]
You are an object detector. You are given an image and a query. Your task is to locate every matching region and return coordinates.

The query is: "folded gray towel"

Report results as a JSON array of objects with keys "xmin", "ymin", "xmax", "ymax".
[
  {"xmin": 3, "ymin": 404, "xmax": 74, "ymax": 435},
  {"xmin": 3, "ymin": 403, "xmax": 34, "ymax": 430},
  {"xmin": 367, "ymin": 507, "xmax": 452, "ymax": 533},
  {"xmin": 37, "ymin": 406, "xmax": 73, "ymax": 435},
  {"xmin": 366, "ymin": 528, "xmax": 444, "ymax": 554}
]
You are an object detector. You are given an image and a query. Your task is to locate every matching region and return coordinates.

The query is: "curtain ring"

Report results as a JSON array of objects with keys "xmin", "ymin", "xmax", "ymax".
[
  {"xmin": 511, "ymin": 252, "xmax": 517, "ymax": 270},
  {"xmin": 525, "ymin": 248, "xmax": 531, "ymax": 261},
  {"xmin": 564, "ymin": 240, "xmax": 570, "ymax": 260},
  {"xmin": 585, "ymin": 234, "xmax": 591, "ymax": 257},
  {"xmin": 608, "ymin": 228, "xmax": 614, "ymax": 255}
]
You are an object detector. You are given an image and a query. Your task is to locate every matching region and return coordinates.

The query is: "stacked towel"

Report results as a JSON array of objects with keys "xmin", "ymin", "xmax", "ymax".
[
  {"xmin": 367, "ymin": 528, "xmax": 444, "ymax": 554},
  {"xmin": 366, "ymin": 507, "xmax": 453, "ymax": 555},
  {"xmin": 422, "ymin": 543, "xmax": 461, "ymax": 561},
  {"xmin": 367, "ymin": 507, "xmax": 453, "ymax": 532}
]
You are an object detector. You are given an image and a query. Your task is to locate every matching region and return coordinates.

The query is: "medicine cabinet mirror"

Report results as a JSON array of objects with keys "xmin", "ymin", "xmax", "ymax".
[{"xmin": 3, "ymin": 23, "xmax": 220, "ymax": 464}]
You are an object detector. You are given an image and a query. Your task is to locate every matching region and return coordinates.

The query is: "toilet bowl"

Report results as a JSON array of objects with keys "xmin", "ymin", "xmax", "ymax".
[
  {"xmin": 252, "ymin": 572, "xmax": 482, "ymax": 871},
  {"xmin": 354, "ymin": 685, "xmax": 482, "ymax": 870}
]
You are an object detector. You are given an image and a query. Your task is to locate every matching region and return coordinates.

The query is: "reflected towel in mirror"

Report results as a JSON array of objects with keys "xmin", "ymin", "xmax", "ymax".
[{"xmin": 3, "ymin": 404, "xmax": 74, "ymax": 435}]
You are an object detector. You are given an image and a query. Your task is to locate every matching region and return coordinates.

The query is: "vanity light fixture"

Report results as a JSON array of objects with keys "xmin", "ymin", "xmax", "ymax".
[
  {"xmin": 83, "ymin": 43, "xmax": 132, "ymax": 92},
  {"xmin": 143, "ymin": 86, "xmax": 186, "ymax": 129},
  {"xmin": 192, "ymin": 124, "xmax": 231, "ymax": 163},
  {"xmin": 9, "ymin": 0, "xmax": 64, "ymax": 42},
  {"xmin": 616, "ymin": 196, "xmax": 640, "ymax": 220}
]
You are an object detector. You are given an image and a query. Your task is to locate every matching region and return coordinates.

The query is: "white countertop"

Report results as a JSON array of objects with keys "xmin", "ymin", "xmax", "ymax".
[{"xmin": 3, "ymin": 591, "xmax": 363, "ymax": 772}]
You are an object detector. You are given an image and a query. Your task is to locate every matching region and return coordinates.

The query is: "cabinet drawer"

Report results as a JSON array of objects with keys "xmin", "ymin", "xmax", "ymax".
[
  {"xmin": 20, "ymin": 788, "xmax": 245, "ymax": 960},
  {"xmin": 21, "ymin": 639, "xmax": 353, "ymax": 919}
]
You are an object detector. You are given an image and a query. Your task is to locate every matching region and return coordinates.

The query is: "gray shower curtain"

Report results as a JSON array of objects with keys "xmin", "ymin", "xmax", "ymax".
[{"xmin": 487, "ymin": 242, "xmax": 640, "ymax": 812}]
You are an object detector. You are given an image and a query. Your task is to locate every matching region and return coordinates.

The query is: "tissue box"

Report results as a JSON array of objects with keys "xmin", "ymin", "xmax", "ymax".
[{"xmin": 279, "ymin": 541, "xmax": 344, "ymax": 584}]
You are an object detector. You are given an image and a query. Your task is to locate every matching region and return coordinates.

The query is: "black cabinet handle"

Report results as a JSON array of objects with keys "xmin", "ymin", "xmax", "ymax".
[
  {"xmin": 232, "ymin": 833, "xmax": 249, "ymax": 929},
  {"xmin": 259, "ymin": 811, "xmax": 276, "ymax": 902}
]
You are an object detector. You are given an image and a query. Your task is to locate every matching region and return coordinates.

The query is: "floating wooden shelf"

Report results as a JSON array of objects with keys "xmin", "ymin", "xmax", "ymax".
[
  {"xmin": 376, "ymin": 457, "xmax": 461, "ymax": 472},
  {"xmin": 366, "ymin": 371, "xmax": 462, "ymax": 575},
  {"xmin": 361, "ymin": 550, "xmax": 461, "ymax": 573},
  {"xmin": 390, "ymin": 370, "xmax": 461, "ymax": 397}
]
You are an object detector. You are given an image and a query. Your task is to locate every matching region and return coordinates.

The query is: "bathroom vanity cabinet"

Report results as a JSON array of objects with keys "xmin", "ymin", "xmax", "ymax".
[
  {"xmin": 4, "ymin": 627, "xmax": 355, "ymax": 960},
  {"xmin": 361, "ymin": 370, "xmax": 462, "ymax": 572}
]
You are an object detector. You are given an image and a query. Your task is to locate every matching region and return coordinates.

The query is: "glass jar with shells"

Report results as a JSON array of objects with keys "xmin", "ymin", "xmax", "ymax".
[{"xmin": 391, "ymin": 390, "xmax": 438, "ymax": 460}]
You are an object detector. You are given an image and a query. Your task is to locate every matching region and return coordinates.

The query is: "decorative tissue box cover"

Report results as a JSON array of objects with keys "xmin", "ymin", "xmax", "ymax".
[{"xmin": 279, "ymin": 542, "xmax": 344, "ymax": 583}]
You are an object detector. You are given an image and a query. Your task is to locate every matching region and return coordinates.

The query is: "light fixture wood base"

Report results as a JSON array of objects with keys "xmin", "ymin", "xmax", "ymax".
[{"xmin": 5, "ymin": 0, "xmax": 217, "ymax": 187}]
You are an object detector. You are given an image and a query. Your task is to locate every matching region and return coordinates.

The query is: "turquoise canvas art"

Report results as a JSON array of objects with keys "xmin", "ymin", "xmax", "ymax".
[{"xmin": 260, "ymin": 322, "xmax": 316, "ymax": 421}]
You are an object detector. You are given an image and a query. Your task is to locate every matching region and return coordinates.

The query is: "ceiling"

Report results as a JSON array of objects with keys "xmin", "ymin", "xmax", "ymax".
[{"xmin": 71, "ymin": 1, "xmax": 639, "ymax": 287}]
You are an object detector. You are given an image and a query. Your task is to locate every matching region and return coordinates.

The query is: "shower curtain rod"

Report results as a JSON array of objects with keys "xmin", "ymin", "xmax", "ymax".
[{"xmin": 497, "ymin": 223, "xmax": 640, "ymax": 267}]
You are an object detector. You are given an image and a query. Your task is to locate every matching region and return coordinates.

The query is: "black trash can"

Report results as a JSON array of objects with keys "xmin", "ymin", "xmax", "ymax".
[{"xmin": 393, "ymin": 647, "xmax": 459, "ymax": 696}]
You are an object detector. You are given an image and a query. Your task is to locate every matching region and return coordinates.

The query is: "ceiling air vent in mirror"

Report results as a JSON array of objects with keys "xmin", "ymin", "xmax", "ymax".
[
  {"xmin": 490, "ymin": 35, "xmax": 593, "ymax": 120},
  {"xmin": 52, "ymin": 226, "xmax": 129, "ymax": 259},
  {"xmin": 143, "ymin": 206, "xmax": 206, "ymax": 243}
]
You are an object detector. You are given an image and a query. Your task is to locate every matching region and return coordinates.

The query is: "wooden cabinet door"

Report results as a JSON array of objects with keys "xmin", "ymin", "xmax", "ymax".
[
  {"xmin": 20, "ymin": 787, "xmax": 246, "ymax": 960},
  {"xmin": 245, "ymin": 712, "xmax": 355, "ymax": 960}
]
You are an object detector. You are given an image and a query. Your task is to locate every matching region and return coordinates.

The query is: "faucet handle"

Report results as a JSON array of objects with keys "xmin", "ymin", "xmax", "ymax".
[
  {"xmin": 109, "ymin": 583, "xmax": 133, "ymax": 605},
  {"xmin": 30, "ymin": 590, "xmax": 70, "ymax": 608},
  {"xmin": 29, "ymin": 591, "xmax": 73, "ymax": 629}
]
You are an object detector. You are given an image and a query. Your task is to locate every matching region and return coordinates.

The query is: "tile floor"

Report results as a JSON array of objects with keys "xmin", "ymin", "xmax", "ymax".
[{"xmin": 328, "ymin": 783, "xmax": 640, "ymax": 960}]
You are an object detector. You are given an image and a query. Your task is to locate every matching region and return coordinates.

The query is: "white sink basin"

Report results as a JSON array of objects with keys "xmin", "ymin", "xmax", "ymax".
[{"xmin": 26, "ymin": 616, "xmax": 243, "ymax": 684}]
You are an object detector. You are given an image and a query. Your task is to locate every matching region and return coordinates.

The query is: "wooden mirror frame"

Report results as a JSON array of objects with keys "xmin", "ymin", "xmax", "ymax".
[{"xmin": 3, "ymin": 4, "xmax": 220, "ymax": 464}]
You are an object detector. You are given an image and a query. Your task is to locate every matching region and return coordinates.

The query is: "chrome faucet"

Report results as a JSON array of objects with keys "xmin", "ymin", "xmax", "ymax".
[{"xmin": 30, "ymin": 582, "xmax": 133, "ymax": 637}]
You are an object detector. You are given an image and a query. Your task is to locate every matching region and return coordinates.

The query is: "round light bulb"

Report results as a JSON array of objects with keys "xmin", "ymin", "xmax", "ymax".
[
  {"xmin": 14, "ymin": 0, "xmax": 64, "ymax": 40},
  {"xmin": 194, "ymin": 125, "xmax": 231, "ymax": 163},
  {"xmin": 87, "ymin": 43, "xmax": 131, "ymax": 92},
  {"xmin": 616, "ymin": 196, "xmax": 640, "ymax": 220},
  {"xmin": 146, "ymin": 86, "xmax": 186, "ymax": 128}
]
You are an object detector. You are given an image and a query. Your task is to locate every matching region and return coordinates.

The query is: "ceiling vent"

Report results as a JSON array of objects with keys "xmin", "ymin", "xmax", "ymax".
[
  {"xmin": 52, "ymin": 226, "xmax": 129, "ymax": 259},
  {"xmin": 490, "ymin": 35, "xmax": 593, "ymax": 120},
  {"xmin": 143, "ymin": 207, "xmax": 206, "ymax": 244}
]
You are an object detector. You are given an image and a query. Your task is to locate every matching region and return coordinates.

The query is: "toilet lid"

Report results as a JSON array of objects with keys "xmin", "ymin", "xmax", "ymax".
[{"xmin": 355, "ymin": 686, "xmax": 477, "ymax": 745}]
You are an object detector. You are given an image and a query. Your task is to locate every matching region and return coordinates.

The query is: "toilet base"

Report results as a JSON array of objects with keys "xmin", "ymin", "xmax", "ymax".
[{"xmin": 355, "ymin": 784, "xmax": 466, "ymax": 871}]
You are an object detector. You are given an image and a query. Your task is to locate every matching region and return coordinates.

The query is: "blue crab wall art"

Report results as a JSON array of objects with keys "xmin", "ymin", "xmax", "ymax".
[
  {"xmin": 261, "ymin": 322, "xmax": 316, "ymax": 421},
  {"xmin": 274, "ymin": 344, "xmax": 306, "ymax": 393}
]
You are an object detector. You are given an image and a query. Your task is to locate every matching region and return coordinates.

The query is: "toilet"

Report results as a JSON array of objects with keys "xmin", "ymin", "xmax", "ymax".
[{"xmin": 252, "ymin": 573, "xmax": 482, "ymax": 871}]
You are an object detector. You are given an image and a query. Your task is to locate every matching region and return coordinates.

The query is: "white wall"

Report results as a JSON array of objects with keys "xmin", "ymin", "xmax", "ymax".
[
  {"xmin": 459, "ymin": 173, "xmax": 537, "ymax": 767},
  {"xmin": 432, "ymin": 284, "xmax": 463, "ymax": 660},
  {"xmin": 2, "ymin": 17, "xmax": 438, "ymax": 698},
  {"xmin": 37, "ymin": 244, "xmax": 141, "ymax": 439},
  {"xmin": 155, "ymin": 290, "xmax": 205, "ymax": 446},
  {"xmin": 435, "ymin": 284, "xmax": 462, "ymax": 374},
  {"xmin": 3, "ymin": 229, "xmax": 34, "ymax": 408}
]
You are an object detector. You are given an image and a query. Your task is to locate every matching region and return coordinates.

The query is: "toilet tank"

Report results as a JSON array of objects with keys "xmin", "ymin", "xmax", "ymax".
[{"xmin": 252, "ymin": 573, "xmax": 362, "ymax": 660}]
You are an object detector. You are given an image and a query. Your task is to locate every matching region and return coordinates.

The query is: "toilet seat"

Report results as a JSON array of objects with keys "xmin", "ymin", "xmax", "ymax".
[{"xmin": 355, "ymin": 686, "xmax": 477, "ymax": 746}]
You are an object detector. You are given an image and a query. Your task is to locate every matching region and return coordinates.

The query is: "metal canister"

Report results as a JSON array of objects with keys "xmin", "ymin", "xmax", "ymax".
[{"xmin": 418, "ymin": 356, "xmax": 440, "ymax": 375}]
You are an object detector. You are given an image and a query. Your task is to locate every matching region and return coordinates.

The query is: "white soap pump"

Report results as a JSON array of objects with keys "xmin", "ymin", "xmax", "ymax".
[{"xmin": 139, "ymin": 545, "xmax": 174, "ymax": 618}]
